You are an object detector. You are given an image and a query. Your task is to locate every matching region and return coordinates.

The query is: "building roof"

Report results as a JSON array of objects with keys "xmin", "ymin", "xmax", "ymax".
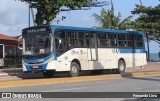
[{"xmin": 0, "ymin": 34, "xmax": 18, "ymax": 41}]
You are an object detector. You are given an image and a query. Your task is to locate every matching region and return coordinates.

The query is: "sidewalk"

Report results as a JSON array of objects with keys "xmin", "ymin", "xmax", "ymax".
[
  {"xmin": 125, "ymin": 62, "xmax": 160, "ymax": 72},
  {"xmin": 0, "ymin": 62, "xmax": 159, "ymax": 81}
]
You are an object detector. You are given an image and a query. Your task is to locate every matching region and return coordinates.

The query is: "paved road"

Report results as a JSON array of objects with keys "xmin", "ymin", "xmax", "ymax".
[{"xmin": 0, "ymin": 75, "xmax": 160, "ymax": 101}]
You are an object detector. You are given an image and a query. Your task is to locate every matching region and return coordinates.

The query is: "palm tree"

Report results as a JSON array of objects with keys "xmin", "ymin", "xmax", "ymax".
[{"xmin": 92, "ymin": 0, "xmax": 132, "ymax": 29}]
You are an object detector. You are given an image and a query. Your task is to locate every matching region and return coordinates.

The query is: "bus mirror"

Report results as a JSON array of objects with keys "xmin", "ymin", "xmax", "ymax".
[{"xmin": 59, "ymin": 39, "xmax": 62, "ymax": 44}]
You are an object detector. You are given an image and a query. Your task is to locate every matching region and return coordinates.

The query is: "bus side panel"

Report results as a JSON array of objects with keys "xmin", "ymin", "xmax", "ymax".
[
  {"xmin": 46, "ymin": 61, "xmax": 56, "ymax": 70},
  {"xmin": 127, "ymin": 53, "xmax": 146, "ymax": 67},
  {"xmin": 78, "ymin": 48, "xmax": 89, "ymax": 70},
  {"xmin": 55, "ymin": 48, "xmax": 89, "ymax": 71},
  {"xmin": 96, "ymin": 48, "xmax": 118, "ymax": 69},
  {"xmin": 55, "ymin": 52, "xmax": 70, "ymax": 71},
  {"xmin": 117, "ymin": 48, "xmax": 147, "ymax": 68},
  {"xmin": 133, "ymin": 53, "xmax": 147, "ymax": 67},
  {"xmin": 120, "ymin": 53, "xmax": 146, "ymax": 68}
]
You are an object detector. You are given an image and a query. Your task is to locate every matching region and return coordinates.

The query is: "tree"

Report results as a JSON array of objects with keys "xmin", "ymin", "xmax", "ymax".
[
  {"xmin": 130, "ymin": 4, "xmax": 160, "ymax": 61},
  {"xmin": 16, "ymin": 0, "xmax": 109, "ymax": 25},
  {"xmin": 92, "ymin": 0, "xmax": 132, "ymax": 29},
  {"xmin": 131, "ymin": 4, "xmax": 160, "ymax": 40}
]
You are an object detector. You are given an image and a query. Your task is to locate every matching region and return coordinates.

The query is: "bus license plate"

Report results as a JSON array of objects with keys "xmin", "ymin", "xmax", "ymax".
[{"xmin": 33, "ymin": 66, "xmax": 38, "ymax": 69}]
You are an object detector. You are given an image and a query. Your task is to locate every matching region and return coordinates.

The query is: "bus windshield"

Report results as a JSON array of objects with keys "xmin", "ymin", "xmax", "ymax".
[{"xmin": 23, "ymin": 33, "xmax": 51, "ymax": 55}]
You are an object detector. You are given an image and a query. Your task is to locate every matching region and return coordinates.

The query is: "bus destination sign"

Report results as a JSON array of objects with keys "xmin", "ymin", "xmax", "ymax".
[{"xmin": 27, "ymin": 28, "xmax": 47, "ymax": 33}]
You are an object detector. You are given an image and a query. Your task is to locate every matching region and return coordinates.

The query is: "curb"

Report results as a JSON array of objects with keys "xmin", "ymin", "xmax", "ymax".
[
  {"xmin": 0, "ymin": 68, "xmax": 22, "ymax": 73},
  {"xmin": 121, "ymin": 71, "xmax": 160, "ymax": 77},
  {"xmin": 0, "ymin": 71, "xmax": 160, "ymax": 87},
  {"xmin": 0, "ymin": 73, "xmax": 23, "ymax": 77},
  {"xmin": 0, "ymin": 73, "xmax": 9, "ymax": 76}
]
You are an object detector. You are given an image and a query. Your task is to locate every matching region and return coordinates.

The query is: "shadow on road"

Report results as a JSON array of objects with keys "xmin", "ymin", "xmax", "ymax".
[
  {"xmin": 1, "ymin": 69, "xmax": 118, "ymax": 80},
  {"xmin": 1, "ymin": 68, "xmax": 160, "ymax": 82}
]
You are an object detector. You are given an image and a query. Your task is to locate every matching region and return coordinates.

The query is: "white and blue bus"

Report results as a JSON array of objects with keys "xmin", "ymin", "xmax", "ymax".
[{"xmin": 22, "ymin": 25, "xmax": 147, "ymax": 77}]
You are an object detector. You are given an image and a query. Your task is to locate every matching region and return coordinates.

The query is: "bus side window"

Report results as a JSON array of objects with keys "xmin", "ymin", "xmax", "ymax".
[
  {"xmin": 127, "ymin": 34, "xmax": 134, "ymax": 48},
  {"xmin": 98, "ymin": 33, "xmax": 108, "ymax": 47},
  {"xmin": 77, "ymin": 32, "xmax": 85, "ymax": 47},
  {"xmin": 85, "ymin": 33, "xmax": 90, "ymax": 48},
  {"xmin": 68, "ymin": 31, "xmax": 75, "ymax": 48},
  {"xmin": 135, "ymin": 35, "xmax": 143, "ymax": 48},
  {"xmin": 118, "ymin": 34, "xmax": 127, "ymax": 47},
  {"xmin": 90, "ymin": 33, "xmax": 95, "ymax": 48},
  {"xmin": 108, "ymin": 34, "xmax": 117, "ymax": 47}
]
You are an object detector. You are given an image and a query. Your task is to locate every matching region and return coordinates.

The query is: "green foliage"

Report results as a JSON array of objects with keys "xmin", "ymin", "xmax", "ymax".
[
  {"xmin": 17, "ymin": 0, "xmax": 109, "ymax": 26},
  {"xmin": 92, "ymin": 0, "xmax": 132, "ymax": 29},
  {"xmin": 131, "ymin": 4, "xmax": 160, "ymax": 39},
  {"xmin": 17, "ymin": 0, "xmax": 93, "ymax": 25}
]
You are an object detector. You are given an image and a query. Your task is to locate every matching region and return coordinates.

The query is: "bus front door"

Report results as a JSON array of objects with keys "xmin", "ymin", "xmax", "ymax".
[{"xmin": 88, "ymin": 33, "xmax": 98, "ymax": 61}]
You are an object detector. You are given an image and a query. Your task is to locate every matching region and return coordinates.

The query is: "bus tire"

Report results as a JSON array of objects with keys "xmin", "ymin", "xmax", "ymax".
[
  {"xmin": 69, "ymin": 62, "xmax": 80, "ymax": 77},
  {"xmin": 116, "ymin": 60, "xmax": 126, "ymax": 74},
  {"xmin": 43, "ymin": 70, "xmax": 54, "ymax": 78}
]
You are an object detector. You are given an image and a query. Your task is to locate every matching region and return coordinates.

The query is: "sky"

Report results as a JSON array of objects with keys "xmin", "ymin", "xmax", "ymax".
[{"xmin": 0, "ymin": 0, "xmax": 159, "ymax": 53}]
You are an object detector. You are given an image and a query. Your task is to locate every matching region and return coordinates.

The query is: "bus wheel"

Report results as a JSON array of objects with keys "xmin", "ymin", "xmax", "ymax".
[
  {"xmin": 43, "ymin": 70, "xmax": 54, "ymax": 78},
  {"xmin": 69, "ymin": 62, "xmax": 80, "ymax": 77},
  {"xmin": 116, "ymin": 60, "xmax": 126, "ymax": 74}
]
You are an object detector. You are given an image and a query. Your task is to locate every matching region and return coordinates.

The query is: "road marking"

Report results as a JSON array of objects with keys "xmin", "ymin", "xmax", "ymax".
[{"xmin": 42, "ymin": 87, "xmax": 86, "ymax": 92}]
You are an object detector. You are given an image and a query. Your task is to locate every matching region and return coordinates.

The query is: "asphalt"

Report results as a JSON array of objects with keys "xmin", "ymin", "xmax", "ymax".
[
  {"xmin": 0, "ymin": 75, "xmax": 160, "ymax": 101},
  {"xmin": 0, "ymin": 62, "xmax": 159, "ymax": 82},
  {"xmin": 0, "ymin": 62, "xmax": 160, "ymax": 101}
]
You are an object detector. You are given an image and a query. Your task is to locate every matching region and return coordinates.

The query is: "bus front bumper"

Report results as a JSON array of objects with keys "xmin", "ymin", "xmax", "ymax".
[{"xmin": 22, "ymin": 61, "xmax": 56, "ymax": 73}]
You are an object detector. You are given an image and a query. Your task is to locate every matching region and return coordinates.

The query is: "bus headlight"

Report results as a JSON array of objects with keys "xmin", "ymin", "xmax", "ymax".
[{"xmin": 43, "ymin": 56, "xmax": 54, "ymax": 64}]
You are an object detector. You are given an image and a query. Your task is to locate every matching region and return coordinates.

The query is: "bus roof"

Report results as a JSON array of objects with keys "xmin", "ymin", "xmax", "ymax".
[{"xmin": 50, "ymin": 25, "xmax": 144, "ymax": 35}]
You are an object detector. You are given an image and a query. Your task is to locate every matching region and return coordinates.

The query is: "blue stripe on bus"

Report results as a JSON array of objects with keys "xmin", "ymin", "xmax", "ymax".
[
  {"xmin": 24, "ymin": 55, "xmax": 50, "ymax": 64},
  {"xmin": 118, "ymin": 48, "xmax": 145, "ymax": 53},
  {"xmin": 53, "ymin": 52, "xmax": 57, "ymax": 60},
  {"xmin": 24, "ymin": 52, "xmax": 57, "ymax": 64},
  {"xmin": 50, "ymin": 25, "xmax": 144, "ymax": 35}
]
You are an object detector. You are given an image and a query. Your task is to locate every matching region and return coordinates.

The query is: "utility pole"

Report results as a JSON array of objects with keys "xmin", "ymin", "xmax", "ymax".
[
  {"xmin": 28, "ymin": 2, "xmax": 36, "ymax": 27},
  {"xmin": 31, "ymin": 7, "xmax": 36, "ymax": 26},
  {"xmin": 139, "ymin": 0, "xmax": 143, "ymax": 6},
  {"xmin": 29, "ymin": 3, "xmax": 30, "ymax": 27}
]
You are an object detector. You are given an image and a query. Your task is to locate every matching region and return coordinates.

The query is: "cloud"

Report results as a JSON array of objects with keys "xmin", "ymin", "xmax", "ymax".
[
  {"xmin": 0, "ymin": 0, "xmax": 28, "ymax": 36},
  {"xmin": 52, "ymin": 9, "xmax": 99, "ymax": 28},
  {"xmin": 0, "ymin": 0, "xmax": 99, "ymax": 36}
]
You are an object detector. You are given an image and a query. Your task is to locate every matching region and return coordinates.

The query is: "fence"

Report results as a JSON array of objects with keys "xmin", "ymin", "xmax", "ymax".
[
  {"xmin": 3, "ymin": 56, "xmax": 22, "ymax": 68},
  {"xmin": 0, "ymin": 46, "xmax": 22, "ymax": 69}
]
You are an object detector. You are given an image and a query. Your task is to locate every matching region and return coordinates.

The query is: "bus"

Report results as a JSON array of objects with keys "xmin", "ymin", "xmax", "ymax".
[{"xmin": 22, "ymin": 25, "xmax": 147, "ymax": 77}]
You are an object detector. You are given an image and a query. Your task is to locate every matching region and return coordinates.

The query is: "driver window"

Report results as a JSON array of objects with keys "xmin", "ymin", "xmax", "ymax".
[
  {"xmin": 37, "ymin": 35, "xmax": 51, "ymax": 53},
  {"xmin": 55, "ymin": 30, "xmax": 66, "ymax": 51}
]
